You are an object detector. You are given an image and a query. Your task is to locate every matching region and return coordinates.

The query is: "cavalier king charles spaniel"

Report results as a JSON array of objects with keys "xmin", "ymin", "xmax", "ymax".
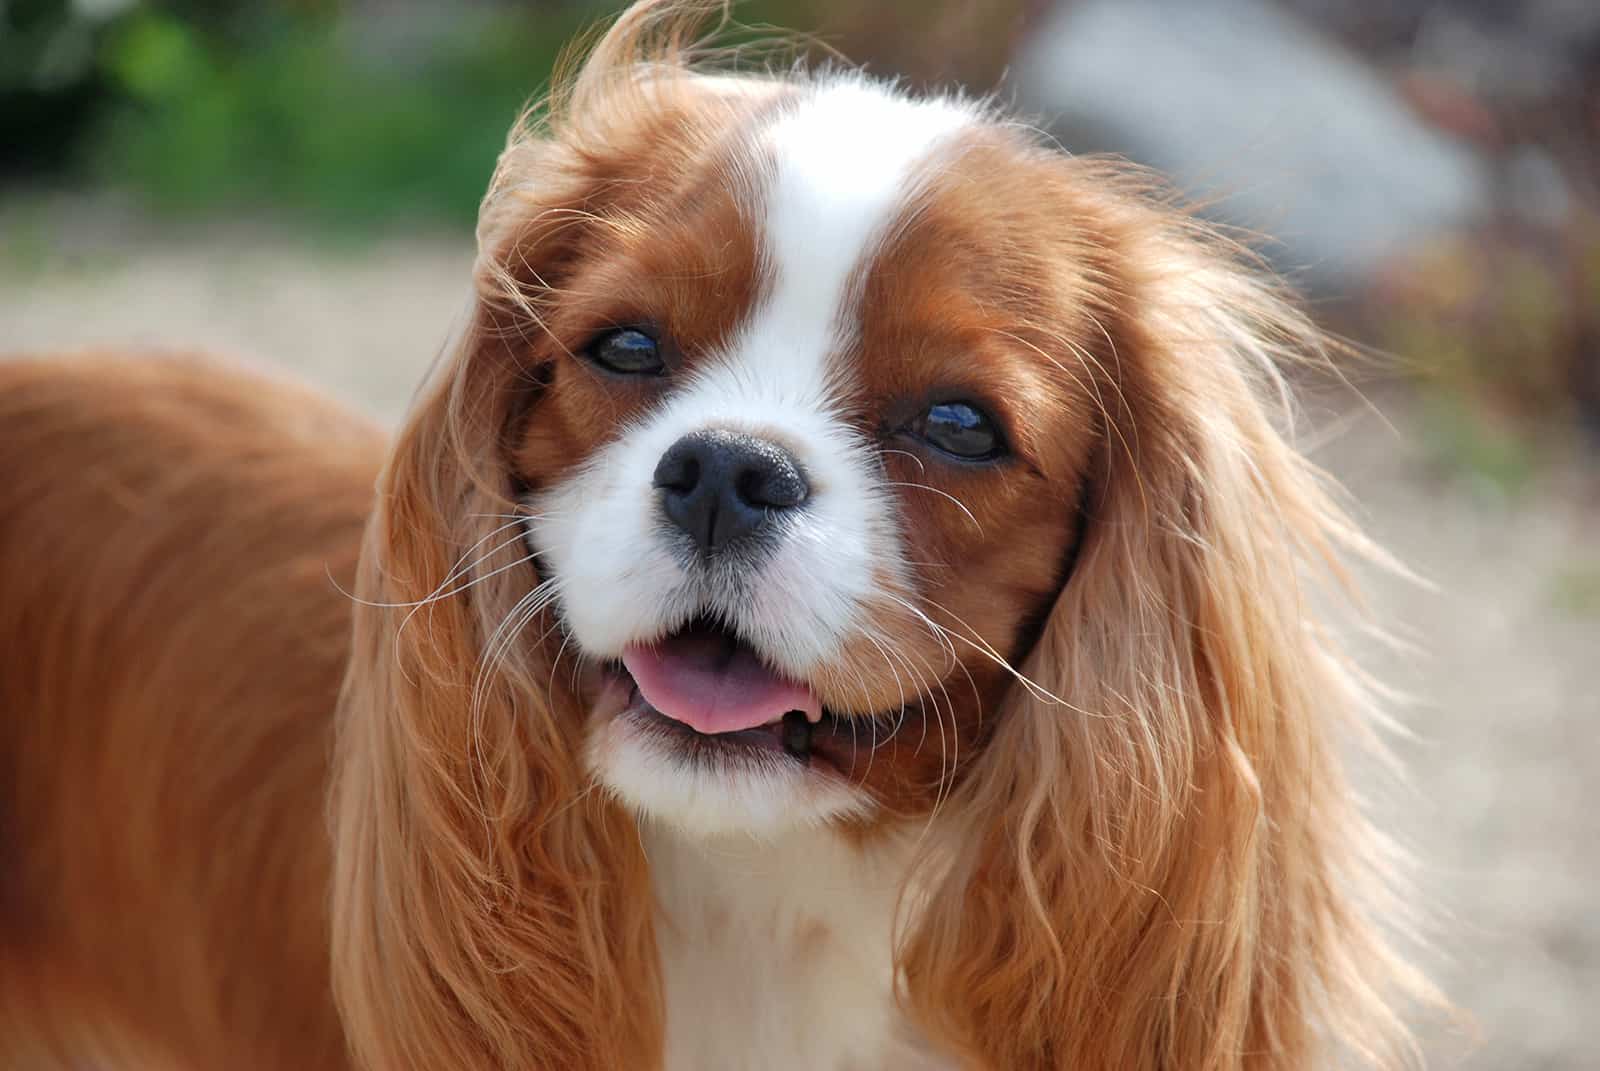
[{"xmin": 0, "ymin": 2, "xmax": 1431, "ymax": 1068}]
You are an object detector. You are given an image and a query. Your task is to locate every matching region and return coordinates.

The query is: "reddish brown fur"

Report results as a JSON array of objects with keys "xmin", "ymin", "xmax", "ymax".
[{"xmin": 0, "ymin": 354, "xmax": 379, "ymax": 1067}]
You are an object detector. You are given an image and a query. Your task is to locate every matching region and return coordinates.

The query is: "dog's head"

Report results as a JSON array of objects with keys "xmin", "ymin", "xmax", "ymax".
[
  {"xmin": 512, "ymin": 72, "xmax": 1111, "ymax": 835},
  {"xmin": 331, "ymin": 4, "xmax": 1425, "ymax": 1068}
]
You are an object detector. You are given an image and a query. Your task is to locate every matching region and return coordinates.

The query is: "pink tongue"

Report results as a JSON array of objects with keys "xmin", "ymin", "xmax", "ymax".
[{"xmin": 621, "ymin": 630, "xmax": 821, "ymax": 735}]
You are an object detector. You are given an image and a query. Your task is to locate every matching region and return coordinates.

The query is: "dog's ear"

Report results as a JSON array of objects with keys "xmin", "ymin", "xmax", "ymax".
[
  {"xmin": 329, "ymin": 316, "xmax": 663, "ymax": 1071},
  {"xmin": 326, "ymin": 5, "xmax": 747, "ymax": 1068},
  {"xmin": 899, "ymin": 180, "xmax": 1428, "ymax": 1070},
  {"xmin": 327, "ymin": 181, "xmax": 664, "ymax": 1070}
]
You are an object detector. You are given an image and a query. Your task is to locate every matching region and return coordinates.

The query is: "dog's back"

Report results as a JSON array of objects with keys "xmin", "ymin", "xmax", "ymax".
[{"xmin": 0, "ymin": 354, "xmax": 382, "ymax": 1068}]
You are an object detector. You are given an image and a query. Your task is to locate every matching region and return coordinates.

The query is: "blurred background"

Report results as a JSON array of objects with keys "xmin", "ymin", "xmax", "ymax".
[{"xmin": 1, "ymin": 0, "xmax": 1595, "ymax": 1066}]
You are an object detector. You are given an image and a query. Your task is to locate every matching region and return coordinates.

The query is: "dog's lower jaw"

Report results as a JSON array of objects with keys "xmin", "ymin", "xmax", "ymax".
[
  {"xmin": 642, "ymin": 820, "xmax": 946, "ymax": 1071},
  {"xmin": 585, "ymin": 704, "xmax": 874, "ymax": 838}
]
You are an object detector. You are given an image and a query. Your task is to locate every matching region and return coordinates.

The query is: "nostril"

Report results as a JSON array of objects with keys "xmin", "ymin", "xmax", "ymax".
[
  {"xmin": 653, "ymin": 445, "xmax": 702, "ymax": 496},
  {"xmin": 735, "ymin": 464, "xmax": 807, "ymax": 510},
  {"xmin": 734, "ymin": 469, "xmax": 766, "ymax": 509},
  {"xmin": 663, "ymin": 457, "xmax": 700, "ymax": 495}
]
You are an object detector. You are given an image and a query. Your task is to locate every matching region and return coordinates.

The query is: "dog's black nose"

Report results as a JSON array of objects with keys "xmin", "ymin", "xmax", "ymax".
[{"xmin": 653, "ymin": 430, "xmax": 809, "ymax": 554}]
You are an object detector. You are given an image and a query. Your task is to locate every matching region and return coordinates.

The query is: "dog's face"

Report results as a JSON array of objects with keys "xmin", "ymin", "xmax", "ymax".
[{"xmin": 507, "ymin": 78, "xmax": 1105, "ymax": 835}]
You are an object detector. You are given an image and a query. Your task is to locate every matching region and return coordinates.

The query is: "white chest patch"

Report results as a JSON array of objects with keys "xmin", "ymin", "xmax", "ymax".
[{"xmin": 646, "ymin": 823, "xmax": 946, "ymax": 1071}]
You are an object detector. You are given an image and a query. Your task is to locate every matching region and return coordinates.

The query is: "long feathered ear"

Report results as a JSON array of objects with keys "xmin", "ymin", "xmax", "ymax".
[
  {"xmin": 326, "ymin": 4, "xmax": 732, "ymax": 1068},
  {"xmin": 899, "ymin": 186, "xmax": 1431, "ymax": 1070},
  {"xmin": 325, "ymin": 180, "xmax": 664, "ymax": 1069},
  {"xmin": 330, "ymin": 419, "xmax": 662, "ymax": 1071}
]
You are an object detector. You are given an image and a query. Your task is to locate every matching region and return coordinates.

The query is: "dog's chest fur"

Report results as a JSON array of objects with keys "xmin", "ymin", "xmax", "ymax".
[{"xmin": 645, "ymin": 824, "xmax": 944, "ymax": 1070}]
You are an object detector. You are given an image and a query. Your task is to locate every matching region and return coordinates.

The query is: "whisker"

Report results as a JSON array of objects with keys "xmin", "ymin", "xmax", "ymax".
[
  {"xmin": 882, "ymin": 591, "xmax": 1108, "ymax": 719},
  {"xmin": 853, "ymin": 630, "xmax": 912, "ymax": 785},
  {"xmin": 879, "ymin": 447, "xmax": 927, "ymax": 475},
  {"xmin": 398, "ymin": 545, "xmax": 536, "ymax": 629},
  {"xmin": 471, "ymin": 577, "xmax": 566, "ymax": 730},
  {"xmin": 342, "ymin": 515, "xmax": 545, "ymax": 611},
  {"xmin": 881, "ymin": 481, "xmax": 982, "ymax": 534}
]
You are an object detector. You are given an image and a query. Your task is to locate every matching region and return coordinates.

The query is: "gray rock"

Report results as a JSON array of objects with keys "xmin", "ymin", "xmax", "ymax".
[{"xmin": 1011, "ymin": 0, "xmax": 1492, "ymax": 293}]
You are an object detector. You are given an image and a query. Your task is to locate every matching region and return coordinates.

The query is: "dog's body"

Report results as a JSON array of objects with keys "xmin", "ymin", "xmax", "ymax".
[
  {"xmin": 0, "ymin": 356, "xmax": 376, "ymax": 1067},
  {"xmin": 0, "ymin": 4, "xmax": 1434, "ymax": 1069}
]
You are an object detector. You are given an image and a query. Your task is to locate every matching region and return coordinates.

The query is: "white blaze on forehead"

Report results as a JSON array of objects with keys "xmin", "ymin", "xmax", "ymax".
[{"xmin": 736, "ymin": 78, "xmax": 976, "ymax": 400}]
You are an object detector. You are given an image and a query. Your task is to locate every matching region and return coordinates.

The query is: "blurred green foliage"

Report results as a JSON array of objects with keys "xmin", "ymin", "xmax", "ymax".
[
  {"xmin": 3, "ymin": 1, "xmax": 1023, "ymax": 233},
  {"xmin": 1, "ymin": 1, "xmax": 572, "ymax": 227},
  {"xmin": 79, "ymin": 3, "xmax": 598, "ymax": 229}
]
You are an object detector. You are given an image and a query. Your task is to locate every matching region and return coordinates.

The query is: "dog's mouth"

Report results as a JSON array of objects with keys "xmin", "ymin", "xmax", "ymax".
[{"xmin": 598, "ymin": 616, "xmax": 855, "ymax": 770}]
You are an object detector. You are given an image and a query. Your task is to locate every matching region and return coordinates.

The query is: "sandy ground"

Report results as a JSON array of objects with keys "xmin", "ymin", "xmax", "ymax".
[{"xmin": 3, "ymin": 200, "xmax": 1595, "ymax": 1069}]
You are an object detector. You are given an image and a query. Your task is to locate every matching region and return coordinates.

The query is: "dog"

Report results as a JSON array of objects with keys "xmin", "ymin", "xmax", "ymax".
[{"xmin": 0, "ymin": 2, "xmax": 1430, "ymax": 1068}]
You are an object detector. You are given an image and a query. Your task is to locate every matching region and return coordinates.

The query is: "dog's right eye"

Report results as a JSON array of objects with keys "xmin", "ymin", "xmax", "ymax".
[{"xmin": 586, "ymin": 328, "xmax": 664, "ymax": 375}]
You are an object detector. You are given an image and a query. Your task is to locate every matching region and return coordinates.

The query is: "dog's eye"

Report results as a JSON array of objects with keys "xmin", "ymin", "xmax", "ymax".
[
  {"xmin": 586, "ymin": 328, "xmax": 664, "ymax": 375},
  {"xmin": 910, "ymin": 401, "xmax": 1006, "ymax": 461}
]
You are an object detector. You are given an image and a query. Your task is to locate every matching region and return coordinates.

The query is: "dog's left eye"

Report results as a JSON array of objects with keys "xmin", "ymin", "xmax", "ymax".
[
  {"xmin": 909, "ymin": 401, "xmax": 1006, "ymax": 461},
  {"xmin": 586, "ymin": 328, "xmax": 664, "ymax": 375}
]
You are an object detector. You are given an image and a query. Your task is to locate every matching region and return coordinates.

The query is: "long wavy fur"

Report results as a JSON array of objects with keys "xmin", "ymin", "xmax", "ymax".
[{"xmin": 896, "ymin": 214, "xmax": 1434, "ymax": 1068}]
